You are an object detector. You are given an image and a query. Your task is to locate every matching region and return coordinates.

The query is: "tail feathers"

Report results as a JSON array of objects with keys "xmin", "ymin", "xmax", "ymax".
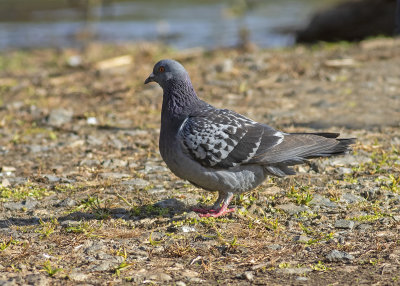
[
  {"xmin": 265, "ymin": 165, "xmax": 296, "ymax": 177},
  {"xmin": 302, "ymin": 138, "xmax": 356, "ymax": 159},
  {"xmin": 290, "ymin": 132, "xmax": 340, "ymax": 139},
  {"xmin": 257, "ymin": 134, "xmax": 356, "ymax": 176}
]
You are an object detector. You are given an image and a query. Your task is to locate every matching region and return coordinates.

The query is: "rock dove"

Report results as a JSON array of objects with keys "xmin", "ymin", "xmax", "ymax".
[{"xmin": 145, "ymin": 59, "xmax": 355, "ymax": 217}]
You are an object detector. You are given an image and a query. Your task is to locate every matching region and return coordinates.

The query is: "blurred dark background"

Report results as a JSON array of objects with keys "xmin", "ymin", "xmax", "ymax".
[{"xmin": 0, "ymin": 0, "xmax": 398, "ymax": 51}]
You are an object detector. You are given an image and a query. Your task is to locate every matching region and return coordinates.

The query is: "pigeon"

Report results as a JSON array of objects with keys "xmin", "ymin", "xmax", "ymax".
[{"xmin": 144, "ymin": 59, "xmax": 355, "ymax": 217}]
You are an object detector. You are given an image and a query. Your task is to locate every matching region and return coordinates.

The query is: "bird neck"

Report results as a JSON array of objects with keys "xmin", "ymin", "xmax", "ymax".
[{"xmin": 161, "ymin": 77, "xmax": 200, "ymax": 120}]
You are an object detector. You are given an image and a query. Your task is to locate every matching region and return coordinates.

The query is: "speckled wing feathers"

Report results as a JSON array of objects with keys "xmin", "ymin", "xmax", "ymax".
[{"xmin": 179, "ymin": 106, "xmax": 283, "ymax": 168}]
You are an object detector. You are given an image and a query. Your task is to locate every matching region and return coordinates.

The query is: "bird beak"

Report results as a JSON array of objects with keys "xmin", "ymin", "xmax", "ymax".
[{"xmin": 144, "ymin": 73, "xmax": 155, "ymax": 84}]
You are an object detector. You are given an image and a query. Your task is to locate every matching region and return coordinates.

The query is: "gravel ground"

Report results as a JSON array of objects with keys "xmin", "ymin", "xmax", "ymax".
[{"xmin": 0, "ymin": 38, "xmax": 399, "ymax": 285}]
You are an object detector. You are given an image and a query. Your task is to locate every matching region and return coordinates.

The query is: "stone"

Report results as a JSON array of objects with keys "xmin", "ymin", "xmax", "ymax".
[
  {"xmin": 84, "ymin": 241, "xmax": 106, "ymax": 255},
  {"xmin": 191, "ymin": 277, "xmax": 207, "ymax": 283},
  {"xmin": 4, "ymin": 198, "xmax": 38, "ymax": 211},
  {"xmin": 86, "ymin": 135, "xmax": 103, "ymax": 146},
  {"xmin": 296, "ymin": 277, "xmax": 309, "ymax": 281},
  {"xmin": 181, "ymin": 269, "xmax": 199, "ymax": 278},
  {"xmin": 79, "ymin": 159, "xmax": 101, "ymax": 167},
  {"xmin": 180, "ymin": 226, "xmax": 196, "ymax": 233},
  {"xmin": 69, "ymin": 140, "xmax": 85, "ymax": 148},
  {"xmin": 361, "ymin": 188, "xmax": 380, "ymax": 201},
  {"xmin": 29, "ymin": 145, "xmax": 50, "ymax": 153},
  {"xmin": 47, "ymin": 108, "xmax": 73, "ymax": 127},
  {"xmin": 68, "ymin": 270, "xmax": 89, "ymax": 282},
  {"xmin": 67, "ymin": 55, "xmax": 82, "ymax": 67},
  {"xmin": 25, "ymin": 274, "xmax": 49, "ymax": 286},
  {"xmin": 324, "ymin": 155, "xmax": 371, "ymax": 167},
  {"xmin": 6, "ymin": 101, "xmax": 24, "ymax": 110},
  {"xmin": 176, "ymin": 282, "xmax": 186, "ymax": 286},
  {"xmin": 57, "ymin": 198, "xmax": 76, "ymax": 207},
  {"xmin": 86, "ymin": 117, "xmax": 97, "ymax": 125},
  {"xmin": 276, "ymin": 203, "xmax": 309, "ymax": 215},
  {"xmin": 277, "ymin": 267, "xmax": 312, "ymax": 275},
  {"xmin": 147, "ymin": 185, "xmax": 167, "ymax": 194},
  {"xmin": 356, "ymin": 223, "xmax": 372, "ymax": 231},
  {"xmin": 147, "ymin": 272, "xmax": 172, "ymax": 282},
  {"xmin": 143, "ymin": 164, "xmax": 169, "ymax": 173},
  {"xmin": 325, "ymin": 250, "xmax": 354, "ymax": 262},
  {"xmin": 1, "ymin": 166, "xmax": 16, "ymax": 172},
  {"xmin": 310, "ymin": 194, "xmax": 337, "ymax": 208},
  {"xmin": 0, "ymin": 278, "xmax": 18, "ymax": 286},
  {"xmin": 216, "ymin": 59, "xmax": 234, "ymax": 73},
  {"xmin": 43, "ymin": 174, "xmax": 61, "ymax": 183},
  {"xmin": 340, "ymin": 193, "xmax": 365, "ymax": 204},
  {"xmin": 91, "ymin": 261, "xmax": 116, "ymax": 271},
  {"xmin": 154, "ymin": 198, "xmax": 185, "ymax": 210},
  {"xmin": 335, "ymin": 219, "xmax": 355, "ymax": 230},
  {"xmin": 293, "ymin": 235, "xmax": 311, "ymax": 243},
  {"xmin": 267, "ymin": 244, "xmax": 282, "ymax": 250},
  {"xmin": 102, "ymin": 159, "xmax": 127, "ymax": 169},
  {"xmin": 99, "ymin": 172, "xmax": 130, "ymax": 179},
  {"xmin": 109, "ymin": 137, "xmax": 124, "ymax": 149},
  {"xmin": 243, "ymin": 271, "xmax": 254, "ymax": 281},
  {"xmin": 1, "ymin": 178, "xmax": 11, "ymax": 187},
  {"xmin": 61, "ymin": 220, "xmax": 81, "ymax": 228},
  {"xmin": 337, "ymin": 167, "xmax": 353, "ymax": 175}
]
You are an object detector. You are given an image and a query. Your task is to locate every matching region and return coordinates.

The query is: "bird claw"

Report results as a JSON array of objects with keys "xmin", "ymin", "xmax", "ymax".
[
  {"xmin": 192, "ymin": 207, "xmax": 218, "ymax": 214},
  {"xmin": 197, "ymin": 207, "xmax": 235, "ymax": 218}
]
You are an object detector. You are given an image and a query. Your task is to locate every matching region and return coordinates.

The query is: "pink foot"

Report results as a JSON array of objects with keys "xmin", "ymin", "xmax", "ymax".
[
  {"xmin": 192, "ymin": 207, "xmax": 218, "ymax": 214},
  {"xmin": 198, "ymin": 206, "xmax": 235, "ymax": 218}
]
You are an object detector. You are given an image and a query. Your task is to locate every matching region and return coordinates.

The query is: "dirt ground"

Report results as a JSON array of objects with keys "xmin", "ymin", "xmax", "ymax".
[{"xmin": 0, "ymin": 38, "xmax": 399, "ymax": 285}]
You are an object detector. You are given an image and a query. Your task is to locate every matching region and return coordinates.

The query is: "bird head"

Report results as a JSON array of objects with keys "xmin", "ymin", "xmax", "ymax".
[{"xmin": 144, "ymin": 59, "xmax": 188, "ymax": 88}]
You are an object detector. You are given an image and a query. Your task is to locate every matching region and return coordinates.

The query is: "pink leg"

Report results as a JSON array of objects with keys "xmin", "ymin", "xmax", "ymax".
[
  {"xmin": 198, "ymin": 203, "xmax": 235, "ymax": 217},
  {"xmin": 197, "ymin": 192, "xmax": 235, "ymax": 218},
  {"xmin": 193, "ymin": 193, "xmax": 224, "ymax": 214}
]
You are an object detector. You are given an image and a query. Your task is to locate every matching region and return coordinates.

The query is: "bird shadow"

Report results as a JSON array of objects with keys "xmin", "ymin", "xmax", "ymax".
[{"xmin": 0, "ymin": 199, "xmax": 192, "ymax": 229}]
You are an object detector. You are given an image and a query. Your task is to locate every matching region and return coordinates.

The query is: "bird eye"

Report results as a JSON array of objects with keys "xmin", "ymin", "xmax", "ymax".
[{"xmin": 158, "ymin": 66, "xmax": 165, "ymax": 73}]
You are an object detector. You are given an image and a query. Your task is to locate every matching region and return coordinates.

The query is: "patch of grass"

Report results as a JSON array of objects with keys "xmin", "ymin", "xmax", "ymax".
[
  {"xmin": 351, "ymin": 211, "xmax": 387, "ymax": 222},
  {"xmin": 0, "ymin": 184, "xmax": 53, "ymax": 202},
  {"xmin": 114, "ymin": 248, "xmax": 133, "ymax": 277},
  {"xmin": 65, "ymin": 221, "xmax": 96, "ymax": 236},
  {"xmin": 54, "ymin": 184, "xmax": 79, "ymax": 193},
  {"xmin": 311, "ymin": 261, "xmax": 331, "ymax": 272},
  {"xmin": 41, "ymin": 260, "xmax": 63, "ymax": 277},
  {"xmin": 235, "ymin": 193, "xmax": 257, "ymax": 208},
  {"xmin": 369, "ymin": 258, "xmax": 381, "ymax": 266},
  {"xmin": 287, "ymin": 186, "xmax": 313, "ymax": 206},
  {"xmin": 0, "ymin": 236, "xmax": 20, "ymax": 251},
  {"xmin": 73, "ymin": 195, "xmax": 111, "ymax": 219},
  {"xmin": 149, "ymin": 232, "xmax": 164, "ymax": 246},
  {"xmin": 35, "ymin": 218, "xmax": 58, "ymax": 239},
  {"xmin": 344, "ymin": 174, "xmax": 358, "ymax": 184},
  {"xmin": 261, "ymin": 216, "xmax": 282, "ymax": 232},
  {"xmin": 197, "ymin": 194, "xmax": 216, "ymax": 205},
  {"xmin": 377, "ymin": 174, "xmax": 400, "ymax": 193},
  {"xmin": 131, "ymin": 204, "xmax": 169, "ymax": 217},
  {"xmin": 172, "ymin": 216, "xmax": 234, "ymax": 227},
  {"xmin": 297, "ymin": 211, "xmax": 318, "ymax": 219},
  {"xmin": 299, "ymin": 222, "xmax": 334, "ymax": 245},
  {"xmin": 278, "ymin": 262, "xmax": 291, "ymax": 269},
  {"xmin": 165, "ymin": 240, "xmax": 197, "ymax": 258}
]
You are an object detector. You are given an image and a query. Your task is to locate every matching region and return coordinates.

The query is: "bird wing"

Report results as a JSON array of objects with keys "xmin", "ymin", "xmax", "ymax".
[{"xmin": 178, "ymin": 106, "xmax": 284, "ymax": 168}]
